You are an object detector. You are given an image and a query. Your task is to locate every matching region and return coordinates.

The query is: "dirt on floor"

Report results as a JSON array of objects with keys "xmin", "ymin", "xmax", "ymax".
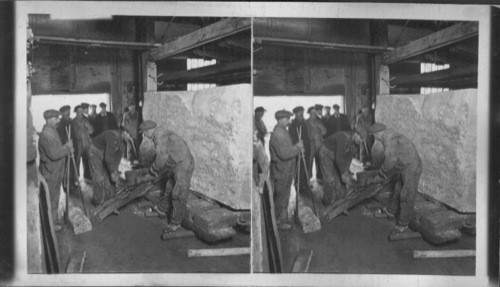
[
  {"xmin": 57, "ymin": 175, "xmax": 250, "ymax": 273},
  {"xmin": 280, "ymin": 191, "xmax": 475, "ymax": 275}
]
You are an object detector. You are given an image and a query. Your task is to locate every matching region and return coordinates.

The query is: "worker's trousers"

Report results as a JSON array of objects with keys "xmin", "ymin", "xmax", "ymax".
[
  {"xmin": 294, "ymin": 148, "xmax": 310, "ymax": 194},
  {"xmin": 75, "ymin": 139, "xmax": 91, "ymax": 180},
  {"xmin": 39, "ymin": 161, "xmax": 65, "ymax": 226},
  {"xmin": 88, "ymin": 144, "xmax": 116, "ymax": 206},
  {"xmin": 270, "ymin": 159, "xmax": 296, "ymax": 224},
  {"xmin": 309, "ymin": 145, "xmax": 323, "ymax": 182},
  {"xmin": 385, "ymin": 158, "xmax": 422, "ymax": 227},
  {"xmin": 157, "ymin": 156, "xmax": 195, "ymax": 225},
  {"xmin": 319, "ymin": 145, "xmax": 346, "ymax": 205},
  {"xmin": 124, "ymin": 131, "xmax": 139, "ymax": 162}
]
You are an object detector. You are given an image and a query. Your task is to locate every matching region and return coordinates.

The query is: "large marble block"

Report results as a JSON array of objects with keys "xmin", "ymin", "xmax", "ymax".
[
  {"xmin": 140, "ymin": 84, "xmax": 252, "ymax": 210},
  {"xmin": 375, "ymin": 89, "xmax": 477, "ymax": 212}
]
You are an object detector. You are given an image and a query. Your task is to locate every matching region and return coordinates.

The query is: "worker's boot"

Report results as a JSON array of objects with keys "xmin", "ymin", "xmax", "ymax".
[
  {"xmin": 163, "ymin": 222, "xmax": 181, "ymax": 234},
  {"xmin": 388, "ymin": 224, "xmax": 408, "ymax": 237}
]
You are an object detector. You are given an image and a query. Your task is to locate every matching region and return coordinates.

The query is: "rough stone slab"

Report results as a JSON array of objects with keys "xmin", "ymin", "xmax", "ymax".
[
  {"xmin": 140, "ymin": 84, "xmax": 252, "ymax": 210},
  {"xmin": 193, "ymin": 208, "xmax": 239, "ymax": 229},
  {"xmin": 375, "ymin": 89, "xmax": 477, "ymax": 212},
  {"xmin": 419, "ymin": 210, "xmax": 470, "ymax": 234},
  {"xmin": 298, "ymin": 197, "xmax": 321, "ymax": 234},
  {"xmin": 68, "ymin": 206, "xmax": 92, "ymax": 235}
]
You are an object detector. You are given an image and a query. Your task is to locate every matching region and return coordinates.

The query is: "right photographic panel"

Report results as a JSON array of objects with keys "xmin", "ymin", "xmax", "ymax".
[{"xmin": 252, "ymin": 17, "xmax": 477, "ymax": 275}]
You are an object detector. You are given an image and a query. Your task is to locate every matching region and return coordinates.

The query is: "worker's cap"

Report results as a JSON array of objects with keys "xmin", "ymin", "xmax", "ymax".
[
  {"xmin": 362, "ymin": 103, "xmax": 371, "ymax": 109},
  {"xmin": 307, "ymin": 106, "xmax": 316, "ymax": 113},
  {"xmin": 90, "ymin": 104, "xmax": 97, "ymax": 108},
  {"xmin": 59, "ymin": 105, "xmax": 70, "ymax": 113},
  {"xmin": 275, "ymin": 109, "xmax": 293, "ymax": 120},
  {"xmin": 368, "ymin": 122, "xmax": 386, "ymax": 134},
  {"xmin": 324, "ymin": 106, "xmax": 331, "ymax": 110},
  {"xmin": 43, "ymin": 109, "xmax": 60, "ymax": 120},
  {"xmin": 254, "ymin": 106, "xmax": 266, "ymax": 113},
  {"xmin": 315, "ymin": 104, "xmax": 324, "ymax": 110},
  {"xmin": 333, "ymin": 104, "xmax": 340, "ymax": 110},
  {"xmin": 99, "ymin": 102, "xmax": 107, "ymax": 108},
  {"xmin": 292, "ymin": 106, "xmax": 304, "ymax": 114},
  {"xmin": 74, "ymin": 105, "xmax": 82, "ymax": 112},
  {"xmin": 139, "ymin": 120, "xmax": 157, "ymax": 133},
  {"xmin": 355, "ymin": 126, "xmax": 368, "ymax": 140},
  {"xmin": 81, "ymin": 102, "xmax": 89, "ymax": 109},
  {"xmin": 128, "ymin": 101, "xmax": 136, "ymax": 107}
]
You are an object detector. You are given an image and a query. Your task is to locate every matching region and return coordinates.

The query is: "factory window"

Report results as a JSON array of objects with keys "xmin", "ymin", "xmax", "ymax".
[
  {"xmin": 186, "ymin": 58, "xmax": 217, "ymax": 91},
  {"xmin": 420, "ymin": 62, "xmax": 450, "ymax": 74},
  {"xmin": 420, "ymin": 87, "xmax": 450, "ymax": 94},
  {"xmin": 187, "ymin": 83, "xmax": 216, "ymax": 91},
  {"xmin": 187, "ymin": 58, "xmax": 216, "ymax": 70}
]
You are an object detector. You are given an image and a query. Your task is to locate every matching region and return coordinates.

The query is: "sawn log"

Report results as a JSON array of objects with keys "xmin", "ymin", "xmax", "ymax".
[
  {"xmin": 321, "ymin": 183, "xmax": 384, "ymax": 224},
  {"xmin": 91, "ymin": 181, "xmax": 155, "ymax": 225}
]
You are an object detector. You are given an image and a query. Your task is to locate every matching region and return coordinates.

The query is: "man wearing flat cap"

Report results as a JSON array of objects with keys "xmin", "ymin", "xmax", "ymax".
[
  {"xmin": 57, "ymin": 105, "xmax": 72, "ymax": 144},
  {"xmin": 38, "ymin": 109, "xmax": 74, "ymax": 231},
  {"xmin": 88, "ymin": 127, "xmax": 126, "ymax": 206},
  {"xmin": 269, "ymin": 109, "xmax": 304, "ymax": 230},
  {"xmin": 88, "ymin": 104, "xmax": 98, "ymax": 137},
  {"xmin": 141, "ymin": 120, "xmax": 195, "ymax": 235},
  {"xmin": 81, "ymin": 102, "xmax": 90, "ymax": 118},
  {"xmin": 122, "ymin": 101, "xmax": 140, "ymax": 165},
  {"xmin": 325, "ymin": 104, "xmax": 351, "ymax": 138},
  {"xmin": 306, "ymin": 106, "xmax": 327, "ymax": 183},
  {"xmin": 315, "ymin": 104, "xmax": 324, "ymax": 122},
  {"xmin": 365, "ymin": 123, "xmax": 423, "ymax": 237},
  {"xmin": 71, "ymin": 105, "xmax": 94, "ymax": 182},
  {"xmin": 254, "ymin": 106, "xmax": 267, "ymax": 146},
  {"xmin": 94, "ymin": 102, "xmax": 118, "ymax": 137},
  {"xmin": 289, "ymin": 106, "xmax": 311, "ymax": 194},
  {"xmin": 319, "ymin": 126, "xmax": 364, "ymax": 206},
  {"xmin": 355, "ymin": 104, "xmax": 374, "ymax": 165},
  {"xmin": 323, "ymin": 106, "xmax": 332, "ymax": 122}
]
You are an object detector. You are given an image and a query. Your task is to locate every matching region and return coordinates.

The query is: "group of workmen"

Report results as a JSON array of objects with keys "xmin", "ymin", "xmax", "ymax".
[
  {"xmin": 253, "ymin": 103, "xmax": 422, "ymax": 238},
  {"xmin": 38, "ymin": 100, "xmax": 194, "ymax": 236}
]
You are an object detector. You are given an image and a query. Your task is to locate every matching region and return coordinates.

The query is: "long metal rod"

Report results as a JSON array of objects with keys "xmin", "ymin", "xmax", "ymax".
[
  {"xmin": 34, "ymin": 36, "xmax": 161, "ymax": 50},
  {"xmin": 254, "ymin": 36, "xmax": 393, "ymax": 54}
]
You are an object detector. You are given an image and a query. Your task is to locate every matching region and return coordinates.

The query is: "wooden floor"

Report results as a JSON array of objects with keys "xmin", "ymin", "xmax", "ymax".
[
  {"xmin": 279, "ymin": 198, "xmax": 476, "ymax": 275},
  {"xmin": 57, "ymin": 178, "xmax": 250, "ymax": 273}
]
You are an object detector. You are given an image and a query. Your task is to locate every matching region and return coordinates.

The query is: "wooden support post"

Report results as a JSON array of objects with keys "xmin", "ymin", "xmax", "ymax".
[
  {"xmin": 187, "ymin": 247, "xmax": 251, "ymax": 258},
  {"xmin": 413, "ymin": 249, "xmax": 476, "ymax": 259},
  {"xmin": 146, "ymin": 61, "xmax": 157, "ymax": 92}
]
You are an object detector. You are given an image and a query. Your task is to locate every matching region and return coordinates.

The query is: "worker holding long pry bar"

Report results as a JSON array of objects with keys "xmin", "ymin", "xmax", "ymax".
[
  {"xmin": 140, "ymin": 120, "xmax": 195, "ymax": 235},
  {"xmin": 364, "ymin": 123, "xmax": 423, "ymax": 237}
]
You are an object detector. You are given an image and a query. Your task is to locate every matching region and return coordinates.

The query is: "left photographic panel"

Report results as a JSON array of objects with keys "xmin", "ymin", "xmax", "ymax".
[{"xmin": 27, "ymin": 14, "xmax": 252, "ymax": 273}]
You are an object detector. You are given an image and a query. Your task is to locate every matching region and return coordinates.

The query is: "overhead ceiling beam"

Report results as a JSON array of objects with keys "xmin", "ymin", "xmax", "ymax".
[
  {"xmin": 254, "ymin": 37, "xmax": 392, "ymax": 54},
  {"xmin": 149, "ymin": 17, "xmax": 251, "ymax": 62},
  {"xmin": 159, "ymin": 60, "xmax": 250, "ymax": 83},
  {"xmin": 393, "ymin": 66, "xmax": 477, "ymax": 87},
  {"xmin": 34, "ymin": 36, "xmax": 160, "ymax": 50},
  {"xmin": 381, "ymin": 22, "xmax": 478, "ymax": 65}
]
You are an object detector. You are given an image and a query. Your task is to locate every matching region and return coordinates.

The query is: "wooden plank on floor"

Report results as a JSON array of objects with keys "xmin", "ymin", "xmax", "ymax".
[
  {"xmin": 291, "ymin": 250, "xmax": 313, "ymax": 273},
  {"xmin": 187, "ymin": 247, "xmax": 250, "ymax": 257},
  {"xmin": 413, "ymin": 249, "xmax": 475, "ymax": 259},
  {"xmin": 382, "ymin": 22, "xmax": 478, "ymax": 65},
  {"xmin": 66, "ymin": 251, "xmax": 86, "ymax": 273}
]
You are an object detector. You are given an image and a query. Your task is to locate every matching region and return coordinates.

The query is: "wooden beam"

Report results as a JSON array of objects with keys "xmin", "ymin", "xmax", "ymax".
[
  {"xmin": 159, "ymin": 60, "xmax": 250, "ymax": 83},
  {"xmin": 254, "ymin": 37, "xmax": 392, "ymax": 54},
  {"xmin": 187, "ymin": 247, "xmax": 251, "ymax": 257},
  {"xmin": 149, "ymin": 18, "xmax": 251, "ymax": 62},
  {"xmin": 382, "ymin": 22, "xmax": 478, "ymax": 65},
  {"xmin": 34, "ymin": 36, "xmax": 160, "ymax": 50},
  {"xmin": 393, "ymin": 66, "xmax": 477, "ymax": 87}
]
